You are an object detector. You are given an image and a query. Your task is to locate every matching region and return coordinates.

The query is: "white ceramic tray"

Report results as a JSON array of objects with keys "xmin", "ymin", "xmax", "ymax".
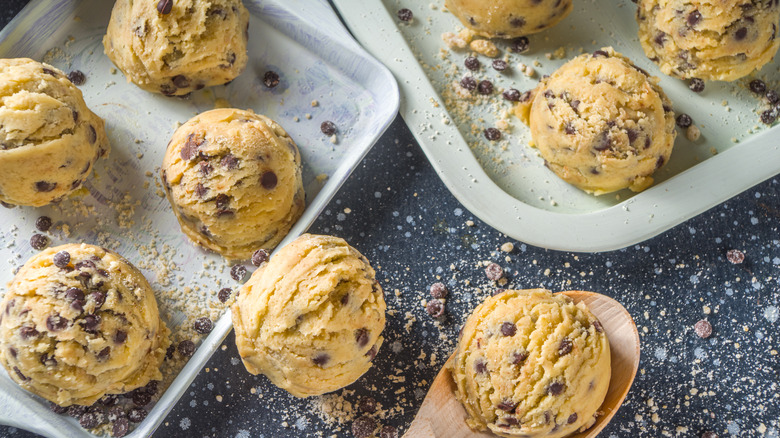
[
  {"xmin": 0, "ymin": 0, "xmax": 398, "ymax": 436},
  {"xmin": 333, "ymin": 0, "xmax": 780, "ymax": 252}
]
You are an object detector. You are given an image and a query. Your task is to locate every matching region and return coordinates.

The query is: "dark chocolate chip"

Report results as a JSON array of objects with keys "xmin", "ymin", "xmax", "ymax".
[
  {"xmin": 498, "ymin": 400, "xmax": 517, "ymax": 411},
  {"xmin": 355, "ymin": 328, "xmax": 370, "ymax": 347},
  {"xmin": 193, "ymin": 317, "xmax": 214, "ymax": 334},
  {"xmin": 195, "ymin": 183, "xmax": 208, "ymax": 198},
  {"xmin": 49, "ymin": 402, "xmax": 68, "ymax": 414},
  {"xmin": 734, "ymin": 27, "xmax": 747, "ymax": 40},
  {"xmin": 313, "ymin": 352, "xmax": 330, "ymax": 366},
  {"xmin": 492, "ymin": 60, "xmax": 508, "ymax": 72},
  {"xmin": 464, "ymin": 57, "xmax": 480, "ymax": 71},
  {"xmin": 42, "ymin": 67, "xmax": 59, "ymax": 77},
  {"xmin": 511, "ymin": 350, "xmax": 528, "ymax": 365},
  {"xmin": 35, "ymin": 216, "xmax": 52, "ymax": 232},
  {"xmin": 221, "ymin": 153, "xmax": 239, "ymax": 169},
  {"xmin": 460, "ymin": 76, "xmax": 477, "ymax": 91},
  {"xmin": 500, "ymin": 322, "xmax": 516, "ymax": 337},
  {"xmin": 594, "ymin": 131, "xmax": 611, "ymax": 151},
  {"xmin": 689, "ymin": 78, "xmax": 705, "ymax": 93},
  {"xmin": 426, "ymin": 299, "xmax": 445, "ymax": 318},
  {"xmin": 484, "ymin": 263, "xmax": 504, "ymax": 280},
  {"xmin": 592, "ymin": 50, "xmax": 609, "ymax": 58},
  {"xmin": 132, "ymin": 389, "xmax": 151, "ymax": 406},
  {"xmin": 484, "ymin": 128, "xmax": 501, "ymax": 141},
  {"xmin": 474, "ymin": 359, "xmax": 488, "ymax": 374},
  {"xmin": 694, "ymin": 320, "xmax": 712, "ymax": 338},
  {"xmin": 676, "ymin": 113, "xmax": 693, "ymax": 128},
  {"xmin": 547, "ymin": 381, "xmax": 565, "ymax": 395},
  {"xmin": 340, "ymin": 293, "xmax": 350, "ymax": 306},
  {"xmin": 160, "ymin": 83, "xmax": 176, "ymax": 95},
  {"xmin": 46, "ymin": 314, "xmax": 68, "ymax": 331},
  {"xmin": 20, "ymin": 326, "xmax": 39, "ymax": 339},
  {"xmin": 263, "ymin": 71, "xmax": 280, "ymax": 88},
  {"xmin": 91, "ymin": 291, "xmax": 106, "ymax": 308},
  {"xmin": 157, "ymin": 0, "xmax": 172, "ymax": 14},
  {"xmin": 218, "ymin": 287, "xmax": 232, "ymax": 303},
  {"xmin": 112, "ymin": 417, "xmax": 130, "ymax": 437},
  {"xmin": 67, "ymin": 70, "xmax": 86, "ymax": 86},
  {"xmin": 35, "ymin": 181, "xmax": 57, "ymax": 192},
  {"xmin": 502, "ymin": 88, "xmax": 521, "ymax": 102},
  {"xmin": 656, "ymin": 155, "xmax": 665, "ymax": 170},
  {"xmin": 397, "ymin": 8, "xmax": 413, "ymax": 22},
  {"xmin": 564, "ymin": 122, "xmax": 576, "ymax": 135},
  {"xmin": 477, "ymin": 80, "xmax": 493, "ymax": 95},
  {"xmin": 172, "ymin": 75, "xmax": 189, "ymax": 88},
  {"xmin": 510, "ymin": 37, "xmax": 529, "ymax": 53},
  {"xmin": 230, "ymin": 264, "xmax": 247, "ymax": 281},
  {"xmin": 568, "ymin": 413, "xmax": 578, "ymax": 424},
  {"xmin": 251, "ymin": 249, "xmax": 269, "ymax": 267},
  {"xmin": 97, "ymin": 346, "xmax": 111, "ymax": 360},
  {"xmin": 178, "ymin": 340, "xmax": 195, "ymax": 357},
  {"xmin": 78, "ymin": 408, "xmax": 105, "ymax": 429},
  {"xmin": 82, "ymin": 314, "xmax": 101, "ymax": 333},
  {"xmin": 654, "ymin": 32, "xmax": 666, "ymax": 46},
  {"xmin": 504, "ymin": 417, "xmax": 519, "ymax": 426},
  {"xmin": 593, "ymin": 320, "xmax": 604, "ymax": 333},
  {"xmin": 767, "ymin": 90, "xmax": 779, "ymax": 104},
  {"xmin": 180, "ymin": 134, "xmax": 203, "ymax": 161},
  {"xmin": 760, "ymin": 108, "xmax": 778, "ymax": 125},
  {"xmin": 687, "ymin": 10, "xmax": 702, "ymax": 26},
  {"xmin": 352, "ymin": 416, "xmax": 377, "ymax": 438},
  {"xmin": 380, "ymin": 425, "xmax": 398, "ymax": 438},
  {"xmin": 215, "ymin": 193, "xmax": 230, "ymax": 209},
  {"xmin": 510, "ymin": 16, "xmax": 525, "ymax": 28},
  {"xmin": 88, "ymin": 125, "xmax": 97, "ymax": 144},
  {"xmin": 320, "ymin": 121, "xmax": 337, "ymax": 136},
  {"xmin": 40, "ymin": 353, "xmax": 57, "ymax": 366},
  {"xmin": 749, "ymin": 79, "xmax": 767, "ymax": 95},
  {"xmin": 365, "ymin": 345, "xmax": 378, "ymax": 360},
  {"xmin": 165, "ymin": 345, "xmax": 176, "ymax": 360},
  {"xmin": 429, "ymin": 282, "xmax": 448, "ymax": 299},
  {"xmin": 114, "ymin": 330, "xmax": 127, "ymax": 344},
  {"xmin": 30, "ymin": 234, "xmax": 49, "ymax": 250},
  {"xmin": 261, "ymin": 171, "xmax": 278, "ymax": 189},
  {"xmin": 127, "ymin": 406, "xmax": 147, "ymax": 423},
  {"xmin": 359, "ymin": 396, "xmax": 377, "ymax": 414},
  {"xmin": 558, "ymin": 337, "xmax": 573, "ymax": 356}
]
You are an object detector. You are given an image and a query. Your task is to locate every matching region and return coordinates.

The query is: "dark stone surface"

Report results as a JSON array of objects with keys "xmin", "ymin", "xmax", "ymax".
[{"xmin": 2, "ymin": 1, "xmax": 779, "ymax": 438}]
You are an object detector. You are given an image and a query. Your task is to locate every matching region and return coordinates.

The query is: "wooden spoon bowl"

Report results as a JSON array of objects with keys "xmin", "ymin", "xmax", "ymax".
[{"xmin": 404, "ymin": 290, "xmax": 640, "ymax": 438}]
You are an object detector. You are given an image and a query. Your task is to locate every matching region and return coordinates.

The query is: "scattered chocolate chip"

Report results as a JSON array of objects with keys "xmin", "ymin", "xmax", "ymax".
[
  {"xmin": 195, "ymin": 183, "xmax": 208, "ymax": 198},
  {"xmin": 694, "ymin": 320, "xmax": 712, "ymax": 338},
  {"xmin": 35, "ymin": 216, "xmax": 52, "ymax": 232},
  {"xmin": 352, "ymin": 416, "xmax": 377, "ymax": 438},
  {"xmin": 218, "ymin": 287, "xmax": 232, "ymax": 303},
  {"xmin": 230, "ymin": 264, "xmax": 247, "ymax": 281},
  {"xmin": 760, "ymin": 108, "xmax": 778, "ymax": 125},
  {"xmin": 734, "ymin": 27, "xmax": 747, "ymax": 40},
  {"xmin": 112, "ymin": 330, "xmax": 127, "ymax": 344},
  {"xmin": 510, "ymin": 36, "xmax": 529, "ymax": 53},
  {"xmin": 249, "ymin": 249, "xmax": 269, "ymax": 267},
  {"xmin": 689, "ymin": 78, "xmax": 705, "ymax": 93},
  {"xmin": 429, "ymin": 282, "xmax": 448, "ymax": 299},
  {"xmin": 592, "ymin": 49, "xmax": 609, "ymax": 58},
  {"xmin": 145, "ymin": 380, "xmax": 159, "ymax": 395},
  {"xmin": 132, "ymin": 389, "xmax": 152, "ymax": 407},
  {"xmin": 112, "ymin": 417, "xmax": 130, "ymax": 437},
  {"xmin": 749, "ymin": 79, "xmax": 767, "ymax": 95},
  {"xmin": 474, "ymin": 359, "xmax": 488, "ymax": 374},
  {"xmin": 67, "ymin": 70, "xmax": 86, "ymax": 86},
  {"xmin": 165, "ymin": 345, "xmax": 176, "ymax": 360},
  {"xmin": 558, "ymin": 337, "xmax": 573, "ymax": 356},
  {"xmin": 20, "ymin": 326, "xmax": 39, "ymax": 339},
  {"xmin": 54, "ymin": 251, "xmax": 71, "ymax": 268},
  {"xmin": 320, "ymin": 121, "xmax": 337, "ymax": 136},
  {"xmin": 40, "ymin": 353, "xmax": 57, "ymax": 366},
  {"xmin": 46, "ymin": 314, "xmax": 68, "ymax": 331},
  {"xmin": 547, "ymin": 381, "xmax": 565, "ymax": 395},
  {"xmin": 157, "ymin": 0, "xmax": 172, "ymax": 14},
  {"xmin": 380, "ymin": 425, "xmax": 398, "ymax": 438},
  {"xmin": 30, "ymin": 233, "xmax": 50, "ymax": 250},
  {"xmin": 79, "ymin": 409, "xmax": 104, "ymax": 429},
  {"xmin": 221, "ymin": 153, "xmax": 239, "ymax": 169},
  {"xmin": 180, "ymin": 134, "xmax": 203, "ymax": 161},
  {"xmin": 498, "ymin": 400, "xmax": 517, "ymax": 411},
  {"xmin": 82, "ymin": 314, "xmax": 101, "ymax": 333},
  {"xmin": 504, "ymin": 417, "xmax": 520, "ymax": 426},
  {"xmin": 500, "ymin": 322, "xmax": 516, "ymax": 337},
  {"xmin": 502, "ymin": 88, "xmax": 521, "ymax": 102},
  {"xmin": 263, "ymin": 71, "xmax": 280, "ymax": 88},
  {"xmin": 460, "ymin": 76, "xmax": 477, "ymax": 91},
  {"xmin": 313, "ymin": 352, "xmax": 330, "ymax": 366},
  {"xmin": 484, "ymin": 128, "xmax": 501, "ymax": 141},
  {"xmin": 687, "ymin": 10, "xmax": 702, "ymax": 26},
  {"xmin": 178, "ymin": 340, "xmax": 195, "ymax": 357},
  {"xmin": 99, "ymin": 394, "xmax": 118, "ymax": 407},
  {"xmin": 49, "ymin": 402, "xmax": 68, "ymax": 414},
  {"xmin": 564, "ymin": 122, "xmax": 576, "ymax": 135},
  {"xmin": 358, "ymin": 396, "xmax": 376, "ymax": 414},
  {"xmin": 397, "ymin": 8, "xmax": 413, "ymax": 22},
  {"xmin": 426, "ymin": 299, "xmax": 445, "ymax": 318},
  {"xmin": 215, "ymin": 194, "xmax": 231, "ymax": 210},
  {"xmin": 355, "ymin": 328, "xmax": 370, "ymax": 347},
  {"xmin": 766, "ymin": 90, "xmax": 779, "ymax": 104},
  {"xmin": 35, "ymin": 181, "xmax": 57, "ymax": 192},
  {"xmin": 97, "ymin": 346, "xmax": 111, "ymax": 360},
  {"xmin": 261, "ymin": 171, "xmax": 278, "ymax": 189},
  {"xmin": 127, "ymin": 406, "xmax": 147, "ymax": 423},
  {"xmin": 193, "ymin": 317, "xmax": 214, "ymax": 334},
  {"xmin": 172, "ymin": 75, "xmax": 189, "ymax": 88},
  {"xmin": 568, "ymin": 413, "xmax": 578, "ymax": 424},
  {"xmin": 464, "ymin": 56, "xmax": 480, "ymax": 71},
  {"xmin": 510, "ymin": 351, "xmax": 529, "ymax": 366},
  {"xmin": 492, "ymin": 59, "xmax": 508, "ymax": 71},
  {"xmin": 477, "ymin": 80, "xmax": 494, "ymax": 95},
  {"xmin": 484, "ymin": 263, "xmax": 504, "ymax": 281},
  {"xmin": 676, "ymin": 113, "xmax": 693, "ymax": 128},
  {"xmin": 91, "ymin": 291, "xmax": 106, "ymax": 308},
  {"xmin": 726, "ymin": 249, "xmax": 745, "ymax": 264}
]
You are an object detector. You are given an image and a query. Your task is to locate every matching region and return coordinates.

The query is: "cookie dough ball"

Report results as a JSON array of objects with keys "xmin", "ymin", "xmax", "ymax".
[
  {"xmin": 0, "ymin": 59, "xmax": 109, "ymax": 207},
  {"xmin": 161, "ymin": 108, "xmax": 304, "ymax": 260},
  {"xmin": 637, "ymin": 0, "xmax": 780, "ymax": 81},
  {"xmin": 232, "ymin": 234, "xmax": 386, "ymax": 398},
  {"xmin": 451, "ymin": 289, "xmax": 610, "ymax": 438},
  {"xmin": 515, "ymin": 47, "xmax": 676, "ymax": 195},
  {"xmin": 0, "ymin": 244, "xmax": 170, "ymax": 407},
  {"xmin": 445, "ymin": 0, "xmax": 573, "ymax": 38},
  {"xmin": 103, "ymin": 0, "xmax": 249, "ymax": 96}
]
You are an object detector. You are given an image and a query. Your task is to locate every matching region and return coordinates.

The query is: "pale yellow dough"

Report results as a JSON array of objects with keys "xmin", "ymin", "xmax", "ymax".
[
  {"xmin": 232, "ymin": 234, "xmax": 386, "ymax": 398},
  {"xmin": 103, "ymin": 0, "xmax": 249, "ymax": 96},
  {"xmin": 445, "ymin": 0, "xmax": 573, "ymax": 38},
  {"xmin": 0, "ymin": 58, "xmax": 109, "ymax": 207},
  {"xmin": 451, "ymin": 289, "xmax": 611, "ymax": 438},
  {"xmin": 0, "ymin": 244, "xmax": 170, "ymax": 407},
  {"xmin": 161, "ymin": 108, "xmax": 305, "ymax": 260},
  {"xmin": 637, "ymin": 0, "xmax": 780, "ymax": 81},
  {"xmin": 515, "ymin": 47, "xmax": 676, "ymax": 195}
]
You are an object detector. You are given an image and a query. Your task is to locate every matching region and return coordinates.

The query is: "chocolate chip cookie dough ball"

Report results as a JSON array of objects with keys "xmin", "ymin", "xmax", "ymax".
[
  {"xmin": 232, "ymin": 234, "xmax": 386, "ymax": 398},
  {"xmin": 636, "ymin": 0, "xmax": 780, "ymax": 81},
  {"xmin": 0, "ymin": 59, "xmax": 109, "ymax": 207},
  {"xmin": 103, "ymin": 0, "xmax": 249, "ymax": 96},
  {"xmin": 0, "ymin": 244, "xmax": 170, "ymax": 407},
  {"xmin": 445, "ymin": 0, "xmax": 573, "ymax": 38},
  {"xmin": 161, "ymin": 108, "xmax": 304, "ymax": 260},
  {"xmin": 515, "ymin": 48, "xmax": 676, "ymax": 195},
  {"xmin": 451, "ymin": 289, "xmax": 611, "ymax": 438}
]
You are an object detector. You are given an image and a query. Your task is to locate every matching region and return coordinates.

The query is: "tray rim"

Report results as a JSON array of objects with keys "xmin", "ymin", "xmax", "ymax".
[
  {"xmin": 0, "ymin": 0, "xmax": 400, "ymax": 437},
  {"xmin": 331, "ymin": 0, "xmax": 780, "ymax": 253}
]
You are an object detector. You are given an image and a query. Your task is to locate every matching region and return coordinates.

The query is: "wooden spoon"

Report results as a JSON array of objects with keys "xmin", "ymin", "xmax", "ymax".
[{"xmin": 404, "ymin": 290, "xmax": 640, "ymax": 438}]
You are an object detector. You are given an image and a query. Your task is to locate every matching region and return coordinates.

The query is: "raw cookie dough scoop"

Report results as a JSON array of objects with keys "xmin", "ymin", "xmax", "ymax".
[{"xmin": 446, "ymin": 0, "xmax": 574, "ymax": 38}]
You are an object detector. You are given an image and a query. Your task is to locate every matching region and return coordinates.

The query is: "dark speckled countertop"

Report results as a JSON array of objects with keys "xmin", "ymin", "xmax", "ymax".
[{"xmin": 2, "ymin": 1, "xmax": 779, "ymax": 438}]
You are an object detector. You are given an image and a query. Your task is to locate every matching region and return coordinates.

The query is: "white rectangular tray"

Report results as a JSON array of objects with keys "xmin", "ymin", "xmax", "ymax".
[
  {"xmin": 0, "ymin": 0, "xmax": 399, "ymax": 436},
  {"xmin": 333, "ymin": 0, "xmax": 780, "ymax": 252}
]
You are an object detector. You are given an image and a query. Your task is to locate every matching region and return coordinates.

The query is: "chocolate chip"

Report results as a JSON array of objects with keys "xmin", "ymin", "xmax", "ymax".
[
  {"xmin": 230, "ymin": 264, "xmax": 247, "ymax": 281},
  {"xmin": 654, "ymin": 32, "xmax": 666, "ymax": 46},
  {"xmin": 510, "ymin": 37, "xmax": 529, "ymax": 53},
  {"xmin": 767, "ymin": 90, "xmax": 779, "ymax": 104},
  {"xmin": 218, "ymin": 287, "xmax": 232, "ymax": 303},
  {"xmin": 504, "ymin": 417, "xmax": 520, "ymax": 426},
  {"xmin": 464, "ymin": 56, "xmax": 480, "ymax": 71},
  {"xmin": 340, "ymin": 293, "xmax": 350, "ymax": 306},
  {"xmin": 251, "ymin": 249, "xmax": 269, "ymax": 267},
  {"xmin": 88, "ymin": 125, "xmax": 96, "ymax": 144},
  {"xmin": 352, "ymin": 416, "xmax": 376, "ymax": 438},
  {"xmin": 689, "ymin": 78, "xmax": 705, "ymax": 93},
  {"xmin": 181, "ymin": 134, "xmax": 203, "ymax": 161},
  {"xmin": 261, "ymin": 171, "xmax": 278, "ymax": 189},
  {"xmin": 157, "ymin": 0, "xmax": 172, "ymax": 14},
  {"xmin": 460, "ymin": 76, "xmax": 477, "ymax": 90},
  {"xmin": 221, "ymin": 153, "xmax": 239, "ymax": 169},
  {"xmin": 749, "ymin": 79, "xmax": 767, "ymax": 95},
  {"xmin": 510, "ymin": 350, "xmax": 528, "ymax": 364},
  {"xmin": 127, "ymin": 406, "xmax": 147, "ymax": 423},
  {"xmin": 365, "ymin": 345, "xmax": 378, "ymax": 360},
  {"xmin": 20, "ymin": 326, "xmax": 39, "ymax": 339},
  {"xmin": 40, "ymin": 353, "xmax": 57, "ymax": 366},
  {"xmin": 380, "ymin": 425, "xmax": 398, "ymax": 438},
  {"xmin": 558, "ymin": 337, "xmax": 573, "ymax": 356},
  {"xmin": 30, "ymin": 234, "xmax": 49, "ymax": 250},
  {"xmin": 165, "ymin": 345, "xmax": 176, "ymax": 360},
  {"xmin": 592, "ymin": 320, "xmax": 604, "ymax": 333},
  {"xmin": 477, "ymin": 80, "xmax": 493, "ymax": 95},
  {"xmin": 500, "ymin": 322, "xmax": 516, "ymax": 337},
  {"xmin": 79, "ymin": 408, "xmax": 105, "ymax": 429},
  {"xmin": 46, "ymin": 314, "xmax": 68, "ymax": 331},
  {"xmin": 49, "ymin": 402, "xmax": 68, "ymax": 414},
  {"xmin": 474, "ymin": 359, "xmax": 488, "ymax": 374},
  {"xmin": 91, "ymin": 290, "xmax": 106, "ymax": 308},
  {"xmin": 178, "ymin": 340, "xmax": 195, "ymax": 357},
  {"xmin": 13, "ymin": 366, "xmax": 29, "ymax": 381},
  {"xmin": 687, "ymin": 10, "xmax": 702, "ymax": 26},
  {"xmin": 492, "ymin": 60, "xmax": 508, "ymax": 72},
  {"xmin": 82, "ymin": 314, "xmax": 101, "ymax": 333},
  {"xmin": 35, "ymin": 216, "xmax": 52, "ymax": 232},
  {"xmin": 215, "ymin": 193, "xmax": 230, "ymax": 210},
  {"xmin": 498, "ymin": 400, "xmax": 517, "ymax": 411},
  {"xmin": 193, "ymin": 317, "xmax": 214, "ymax": 334},
  {"xmin": 426, "ymin": 299, "xmax": 445, "ymax": 318},
  {"xmin": 502, "ymin": 88, "xmax": 521, "ymax": 101},
  {"xmin": 97, "ymin": 346, "xmax": 111, "ymax": 360},
  {"xmin": 313, "ymin": 352, "xmax": 330, "ymax": 366},
  {"xmin": 734, "ymin": 27, "xmax": 747, "ymax": 40},
  {"xmin": 429, "ymin": 282, "xmax": 448, "ymax": 299},
  {"xmin": 263, "ymin": 71, "xmax": 280, "ymax": 88},
  {"xmin": 145, "ymin": 380, "xmax": 159, "ymax": 395},
  {"xmin": 35, "ymin": 181, "xmax": 57, "ymax": 192},
  {"xmin": 195, "ymin": 183, "xmax": 208, "ymax": 198},
  {"xmin": 547, "ymin": 381, "xmax": 565, "ymax": 395},
  {"xmin": 112, "ymin": 417, "xmax": 130, "ymax": 437},
  {"xmin": 67, "ymin": 70, "xmax": 86, "ymax": 86},
  {"xmin": 160, "ymin": 83, "xmax": 176, "ymax": 95},
  {"xmin": 397, "ymin": 8, "xmax": 413, "ymax": 22},
  {"xmin": 65, "ymin": 287, "xmax": 85, "ymax": 308},
  {"xmin": 564, "ymin": 122, "xmax": 576, "ymax": 135},
  {"xmin": 484, "ymin": 128, "xmax": 501, "ymax": 141},
  {"xmin": 484, "ymin": 263, "xmax": 504, "ymax": 280},
  {"xmin": 359, "ymin": 396, "xmax": 377, "ymax": 414},
  {"xmin": 676, "ymin": 113, "xmax": 693, "ymax": 128},
  {"xmin": 510, "ymin": 16, "xmax": 526, "ymax": 27},
  {"xmin": 132, "ymin": 389, "xmax": 151, "ymax": 406},
  {"xmin": 694, "ymin": 319, "xmax": 712, "ymax": 338},
  {"xmin": 42, "ymin": 67, "xmax": 59, "ymax": 77},
  {"xmin": 355, "ymin": 328, "xmax": 370, "ymax": 347},
  {"xmin": 114, "ymin": 330, "xmax": 127, "ymax": 344},
  {"xmin": 726, "ymin": 249, "xmax": 745, "ymax": 264},
  {"xmin": 320, "ymin": 121, "xmax": 337, "ymax": 136},
  {"xmin": 592, "ymin": 50, "xmax": 609, "ymax": 58},
  {"xmin": 760, "ymin": 108, "xmax": 778, "ymax": 125},
  {"xmin": 172, "ymin": 75, "xmax": 189, "ymax": 88},
  {"xmin": 568, "ymin": 413, "xmax": 578, "ymax": 424},
  {"xmin": 656, "ymin": 155, "xmax": 665, "ymax": 169}
]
